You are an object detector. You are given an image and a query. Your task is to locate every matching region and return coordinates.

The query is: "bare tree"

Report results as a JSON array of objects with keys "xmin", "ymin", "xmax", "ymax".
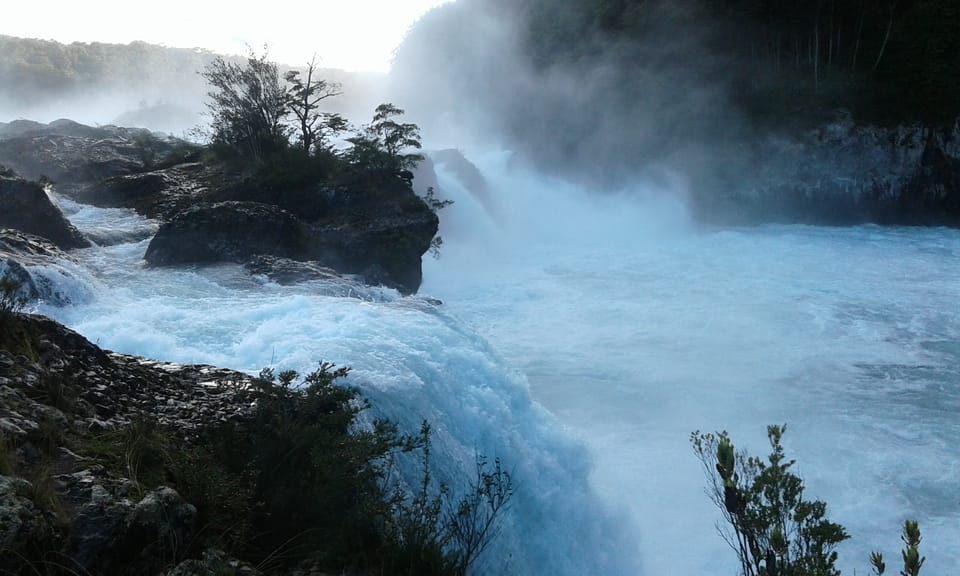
[{"xmin": 284, "ymin": 56, "xmax": 343, "ymax": 156}]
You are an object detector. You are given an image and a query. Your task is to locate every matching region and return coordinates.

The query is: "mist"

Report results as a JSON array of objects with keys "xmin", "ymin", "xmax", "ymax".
[{"xmin": 389, "ymin": 0, "xmax": 754, "ymax": 196}]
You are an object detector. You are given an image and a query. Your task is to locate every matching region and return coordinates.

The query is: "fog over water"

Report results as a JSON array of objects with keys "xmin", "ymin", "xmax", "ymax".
[
  {"xmin": 4, "ymin": 1, "xmax": 960, "ymax": 573},
  {"xmin": 27, "ymin": 154, "xmax": 960, "ymax": 575},
  {"xmin": 422, "ymin": 155, "xmax": 960, "ymax": 574}
]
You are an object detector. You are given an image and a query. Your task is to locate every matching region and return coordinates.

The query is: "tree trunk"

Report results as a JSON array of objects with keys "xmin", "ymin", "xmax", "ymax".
[
  {"xmin": 828, "ymin": 0, "xmax": 835, "ymax": 67},
  {"xmin": 852, "ymin": 11, "xmax": 864, "ymax": 70},
  {"xmin": 873, "ymin": 1, "xmax": 897, "ymax": 71},
  {"xmin": 814, "ymin": 23, "xmax": 820, "ymax": 94},
  {"xmin": 796, "ymin": 34, "xmax": 801, "ymax": 71}
]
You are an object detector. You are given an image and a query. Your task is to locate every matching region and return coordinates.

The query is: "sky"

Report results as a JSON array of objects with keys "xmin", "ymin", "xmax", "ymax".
[{"xmin": 1, "ymin": 0, "xmax": 453, "ymax": 72}]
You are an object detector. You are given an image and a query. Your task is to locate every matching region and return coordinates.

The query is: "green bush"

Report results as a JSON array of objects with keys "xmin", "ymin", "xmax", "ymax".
[
  {"xmin": 181, "ymin": 363, "xmax": 514, "ymax": 575},
  {"xmin": 693, "ymin": 425, "xmax": 930, "ymax": 576},
  {"xmin": 692, "ymin": 425, "xmax": 849, "ymax": 576}
]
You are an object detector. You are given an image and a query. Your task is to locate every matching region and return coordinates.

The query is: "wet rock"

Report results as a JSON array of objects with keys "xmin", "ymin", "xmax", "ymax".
[
  {"xmin": 0, "ymin": 175, "xmax": 89, "ymax": 249},
  {"xmin": 73, "ymin": 162, "xmax": 209, "ymax": 220},
  {"xmin": 244, "ymin": 255, "xmax": 345, "ymax": 285},
  {"xmin": 144, "ymin": 201, "xmax": 310, "ymax": 266},
  {"xmin": 302, "ymin": 172, "xmax": 438, "ymax": 295}
]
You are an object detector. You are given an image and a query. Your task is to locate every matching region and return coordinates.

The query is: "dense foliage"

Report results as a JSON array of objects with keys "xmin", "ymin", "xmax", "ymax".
[
  {"xmin": 201, "ymin": 50, "xmax": 422, "ymax": 182},
  {"xmin": 518, "ymin": 0, "xmax": 960, "ymax": 127},
  {"xmin": 143, "ymin": 364, "xmax": 512, "ymax": 575}
]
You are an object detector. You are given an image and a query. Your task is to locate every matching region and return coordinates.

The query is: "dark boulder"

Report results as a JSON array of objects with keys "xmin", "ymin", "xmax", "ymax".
[
  {"xmin": 0, "ymin": 174, "xmax": 89, "ymax": 249},
  {"xmin": 301, "ymin": 172, "xmax": 438, "ymax": 295},
  {"xmin": 0, "ymin": 475, "xmax": 59, "ymax": 572},
  {"xmin": 72, "ymin": 162, "xmax": 208, "ymax": 220},
  {"xmin": 144, "ymin": 201, "xmax": 310, "ymax": 266},
  {"xmin": 61, "ymin": 479, "xmax": 196, "ymax": 576},
  {"xmin": 161, "ymin": 170, "xmax": 439, "ymax": 294}
]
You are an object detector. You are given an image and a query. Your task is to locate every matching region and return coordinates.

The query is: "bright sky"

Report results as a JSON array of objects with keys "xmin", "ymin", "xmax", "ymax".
[{"xmin": 2, "ymin": 0, "xmax": 453, "ymax": 72}]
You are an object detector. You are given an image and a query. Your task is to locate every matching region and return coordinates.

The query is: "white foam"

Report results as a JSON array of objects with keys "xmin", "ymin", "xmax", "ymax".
[
  {"xmin": 42, "ymin": 153, "xmax": 960, "ymax": 575},
  {"xmin": 424, "ymin": 156, "xmax": 960, "ymax": 575}
]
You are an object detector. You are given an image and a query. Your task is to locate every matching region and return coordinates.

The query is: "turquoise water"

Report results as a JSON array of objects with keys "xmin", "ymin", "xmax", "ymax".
[{"xmin": 35, "ymin": 157, "xmax": 960, "ymax": 575}]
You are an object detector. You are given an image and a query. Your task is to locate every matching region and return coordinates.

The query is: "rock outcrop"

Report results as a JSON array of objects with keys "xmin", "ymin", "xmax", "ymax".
[
  {"xmin": 0, "ymin": 313, "xmax": 260, "ymax": 574},
  {"xmin": 0, "ymin": 173, "xmax": 89, "ymax": 250},
  {"xmin": 301, "ymin": 172, "xmax": 439, "ymax": 295},
  {"xmin": 144, "ymin": 201, "xmax": 311, "ymax": 266},
  {"xmin": 70, "ymin": 162, "xmax": 211, "ymax": 220},
  {"xmin": 0, "ymin": 120, "xmax": 148, "ymax": 187},
  {"xmin": 695, "ymin": 115, "xmax": 960, "ymax": 227},
  {"xmin": 0, "ymin": 120, "xmax": 440, "ymax": 294},
  {"xmin": 142, "ymin": 169, "xmax": 438, "ymax": 294}
]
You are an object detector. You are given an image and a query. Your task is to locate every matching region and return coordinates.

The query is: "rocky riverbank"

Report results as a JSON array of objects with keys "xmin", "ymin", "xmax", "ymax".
[
  {"xmin": 0, "ymin": 312, "xmax": 267, "ymax": 575},
  {"xmin": 0, "ymin": 118, "xmax": 504, "ymax": 576}
]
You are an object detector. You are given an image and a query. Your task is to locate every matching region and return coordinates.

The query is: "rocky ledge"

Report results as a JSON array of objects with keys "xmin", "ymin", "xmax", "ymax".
[
  {"xmin": 0, "ymin": 313, "xmax": 267, "ymax": 575},
  {"xmin": 0, "ymin": 120, "xmax": 439, "ymax": 295},
  {"xmin": 0, "ymin": 172, "xmax": 89, "ymax": 251},
  {"xmin": 0, "ymin": 229, "xmax": 87, "ymax": 306},
  {"xmin": 695, "ymin": 115, "xmax": 960, "ymax": 227}
]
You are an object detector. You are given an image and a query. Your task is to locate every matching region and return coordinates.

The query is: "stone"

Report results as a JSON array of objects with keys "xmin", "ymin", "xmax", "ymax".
[
  {"xmin": 144, "ymin": 201, "xmax": 311, "ymax": 266},
  {"xmin": 0, "ymin": 176, "xmax": 89, "ymax": 249},
  {"xmin": 0, "ymin": 475, "xmax": 57, "ymax": 567}
]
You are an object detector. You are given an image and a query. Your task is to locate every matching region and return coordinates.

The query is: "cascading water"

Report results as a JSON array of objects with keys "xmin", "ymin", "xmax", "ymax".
[
  {"xmin": 35, "ymin": 188, "xmax": 642, "ymax": 575},
  {"xmin": 424, "ymin": 152, "xmax": 960, "ymax": 575},
  {"xmin": 25, "ymin": 151, "xmax": 960, "ymax": 575}
]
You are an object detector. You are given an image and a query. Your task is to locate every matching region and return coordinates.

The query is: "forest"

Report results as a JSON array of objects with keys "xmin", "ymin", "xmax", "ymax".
[{"xmin": 519, "ymin": 0, "xmax": 960, "ymax": 128}]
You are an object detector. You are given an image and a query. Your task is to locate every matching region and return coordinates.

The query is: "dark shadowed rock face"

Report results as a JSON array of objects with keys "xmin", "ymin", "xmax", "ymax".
[
  {"xmin": 72, "ymin": 163, "xmax": 210, "ymax": 220},
  {"xmin": 0, "ymin": 313, "xmax": 260, "ymax": 575},
  {"xmin": 144, "ymin": 201, "xmax": 310, "ymax": 266},
  {"xmin": 0, "ymin": 174, "xmax": 89, "ymax": 249},
  {"xmin": 693, "ymin": 117, "xmax": 960, "ymax": 226},
  {"xmin": 302, "ymin": 172, "xmax": 439, "ymax": 295},
  {"xmin": 148, "ymin": 170, "xmax": 439, "ymax": 294}
]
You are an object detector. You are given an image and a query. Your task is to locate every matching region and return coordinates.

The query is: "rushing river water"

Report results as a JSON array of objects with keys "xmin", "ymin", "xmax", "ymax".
[{"xmin": 33, "ymin": 154, "xmax": 960, "ymax": 575}]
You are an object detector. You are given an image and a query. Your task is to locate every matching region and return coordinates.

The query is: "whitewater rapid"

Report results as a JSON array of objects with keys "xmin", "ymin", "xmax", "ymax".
[{"xmin": 30, "ymin": 158, "xmax": 960, "ymax": 575}]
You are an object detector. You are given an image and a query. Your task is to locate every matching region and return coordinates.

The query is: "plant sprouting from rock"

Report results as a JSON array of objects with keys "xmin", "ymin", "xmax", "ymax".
[{"xmin": 423, "ymin": 187, "xmax": 453, "ymax": 259}]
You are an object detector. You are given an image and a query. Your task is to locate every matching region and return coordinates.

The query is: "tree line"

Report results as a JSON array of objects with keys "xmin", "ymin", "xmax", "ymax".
[{"xmin": 520, "ymin": 0, "xmax": 960, "ymax": 127}]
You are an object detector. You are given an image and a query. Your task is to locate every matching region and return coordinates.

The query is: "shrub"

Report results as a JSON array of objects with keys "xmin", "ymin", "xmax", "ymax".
[
  {"xmin": 870, "ymin": 520, "xmax": 926, "ymax": 576},
  {"xmin": 380, "ymin": 422, "xmax": 514, "ymax": 576},
  {"xmin": 693, "ymin": 426, "xmax": 936, "ymax": 576},
  {"xmin": 691, "ymin": 425, "xmax": 849, "ymax": 576},
  {"xmin": 189, "ymin": 363, "xmax": 513, "ymax": 575}
]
